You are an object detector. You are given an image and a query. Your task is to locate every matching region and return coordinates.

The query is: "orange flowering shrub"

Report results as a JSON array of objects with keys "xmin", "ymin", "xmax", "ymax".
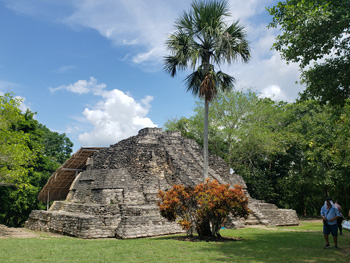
[
  {"xmin": 157, "ymin": 179, "xmax": 249, "ymax": 238},
  {"xmin": 157, "ymin": 184, "xmax": 197, "ymax": 236}
]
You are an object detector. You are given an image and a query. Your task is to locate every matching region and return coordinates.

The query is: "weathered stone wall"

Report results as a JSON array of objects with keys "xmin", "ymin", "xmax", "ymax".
[
  {"xmin": 26, "ymin": 128, "xmax": 298, "ymax": 238},
  {"xmin": 244, "ymin": 199, "xmax": 299, "ymax": 226}
]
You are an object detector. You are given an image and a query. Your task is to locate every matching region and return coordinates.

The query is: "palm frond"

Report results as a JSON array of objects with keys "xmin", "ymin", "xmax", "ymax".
[
  {"xmin": 212, "ymin": 20, "xmax": 251, "ymax": 65},
  {"xmin": 215, "ymin": 71, "xmax": 235, "ymax": 91},
  {"xmin": 176, "ymin": 9, "xmax": 194, "ymax": 34},
  {"xmin": 184, "ymin": 70, "xmax": 203, "ymax": 97},
  {"xmin": 164, "ymin": 30, "xmax": 197, "ymax": 76},
  {"xmin": 164, "ymin": 0, "xmax": 249, "ymax": 97}
]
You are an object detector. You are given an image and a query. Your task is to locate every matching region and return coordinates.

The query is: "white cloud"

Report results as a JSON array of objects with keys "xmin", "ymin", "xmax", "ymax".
[
  {"xmin": 228, "ymin": 0, "xmax": 268, "ymax": 21},
  {"xmin": 258, "ymin": 85, "xmax": 287, "ymax": 101},
  {"xmin": 123, "ymin": 38, "xmax": 141, "ymax": 45},
  {"xmin": 4, "ymin": 0, "xmax": 305, "ymax": 102},
  {"xmin": 50, "ymin": 77, "xmax": 157, "ymax": 146},
  {"xmin": 60, "ymin": 0, "xmax": 269, "ymax": 66},
  {"xmin": 60, "ymin": 0, "xmax": 182, "ymax": 65},
  {"xmin": 49, "ymin": 77, "xmax": 106, "ymax": 95},
  {"xmin": 2, "ymin": 0, "xmax": 281, "ymax": 65},
  {"xmin": 131, "ymin": 47, "xmax": 162, "ymax": 64},
  {"xmin": 227, "ymin": 50, "xmax": 303, "ymax": 102},
  {"xmin": 2, "ymin": 0, "xmax": 281, "ymax": 66},
  {"xmin": 53, "ymin": 65, "xmax": 75, "ymax": 73}
]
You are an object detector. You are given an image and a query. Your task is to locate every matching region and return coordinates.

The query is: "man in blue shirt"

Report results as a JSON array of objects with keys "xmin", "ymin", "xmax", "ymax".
[{"xmin": 320, "ymin": 197, "xmax": 341, "ymax": 249}]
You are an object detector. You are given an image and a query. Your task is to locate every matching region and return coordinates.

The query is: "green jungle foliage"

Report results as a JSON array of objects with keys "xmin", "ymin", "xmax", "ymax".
[
  {"xmin": 0, "ymin": 93, "xmax": 34, "ymax": 186},
  {"xmin": 268, "ymin": 0, "xmax": 350, "ymax": 105},
  {"xmin": 164, "ymin": 90, "xmax": 350, "ymax": 216},
  {"xmin": 0, "ymin": 93, "xmax": 73, "ymax": 226}
]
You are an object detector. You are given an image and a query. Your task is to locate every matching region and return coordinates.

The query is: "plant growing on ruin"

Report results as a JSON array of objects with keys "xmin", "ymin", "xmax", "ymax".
[{"xmin": 157, "ymin": 179, "xmax": 249, "ymax": 239}]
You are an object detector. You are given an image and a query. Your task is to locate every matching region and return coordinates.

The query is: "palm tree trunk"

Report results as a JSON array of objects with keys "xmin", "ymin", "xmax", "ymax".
[{"xmin": 203, "ymin": 99, "xmax": 209, "ymax": 182}]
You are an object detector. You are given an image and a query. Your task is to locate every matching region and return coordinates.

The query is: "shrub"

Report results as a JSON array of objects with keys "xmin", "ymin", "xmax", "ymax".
[{"xmin": 157, "ymin": 179, "xmax": 249, "ymax": 239}]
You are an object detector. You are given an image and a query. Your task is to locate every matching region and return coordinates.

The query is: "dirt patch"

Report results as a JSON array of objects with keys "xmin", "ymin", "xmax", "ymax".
[{"xmin": 0, "ymin": 224, "xmax": 62, "ymax": 239}]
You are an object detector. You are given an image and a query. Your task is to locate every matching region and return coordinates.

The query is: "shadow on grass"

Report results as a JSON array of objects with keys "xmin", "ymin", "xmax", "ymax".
[
  {"xmin": 157, "ymin": 235, "xmax": 244, "ymax": 242},
  {"xmin": 210, "ymin": 230, "xmax": 349, "ymax": 263},
  {"xmin": 155, "ymin": 229, "xmax": 350, "ymax": 263}
]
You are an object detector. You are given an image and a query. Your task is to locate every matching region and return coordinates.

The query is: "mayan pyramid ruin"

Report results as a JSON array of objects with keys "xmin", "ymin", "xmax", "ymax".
[{"xmin": 25, "ymin": 128, "xmax": 298, "ymax": 238}]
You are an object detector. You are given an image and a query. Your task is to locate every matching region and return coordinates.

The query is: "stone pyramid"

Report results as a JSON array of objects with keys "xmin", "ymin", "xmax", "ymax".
[{"xmin": 26, "ymin": 128, "xmax": 298, "ymax": 238}]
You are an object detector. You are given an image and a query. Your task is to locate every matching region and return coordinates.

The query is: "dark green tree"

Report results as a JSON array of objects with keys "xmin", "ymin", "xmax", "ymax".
[
  {"xmin": 331, "ymin": 101, "xmax": 350, "ymax": 213},
  {"xmin": 276, "ymin": 101, "xmax": 338, "ymax": 215},
  {"xmin": 164, "ymin": 0, "xmax": 250, "ymax": 181}
]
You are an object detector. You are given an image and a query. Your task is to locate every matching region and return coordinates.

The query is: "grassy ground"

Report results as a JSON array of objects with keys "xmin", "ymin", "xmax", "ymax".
[{"xmin": 0, "ymin": 221, "xmax": 349, "ymax": 263}]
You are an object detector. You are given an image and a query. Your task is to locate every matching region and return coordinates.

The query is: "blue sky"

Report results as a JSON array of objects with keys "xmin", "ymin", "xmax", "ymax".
[{"xmin": 0, "ymin": 0, "xmax": 304, "ymax": 152}]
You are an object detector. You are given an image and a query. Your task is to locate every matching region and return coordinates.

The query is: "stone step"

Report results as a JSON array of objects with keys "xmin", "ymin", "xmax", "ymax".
[
  {"xmin": 244, "ymin": 220, "xmax": 261, "ymax": 225},
  {"xmin": 258, "ymin": 203, "xmax": 278, "ymax": 210},
  {"xmin": 25, "ymin": 210, "xmax": 118, "ymax": 238},
  {"xmin": 49, "ymin": 201, "xmax": 121, "ymax": 216}
]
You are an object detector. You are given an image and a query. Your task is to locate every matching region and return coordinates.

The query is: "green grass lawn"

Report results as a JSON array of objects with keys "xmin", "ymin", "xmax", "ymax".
[{"xmin": 1, "ymin": 221, "xmax": 349, "ymax": 263}]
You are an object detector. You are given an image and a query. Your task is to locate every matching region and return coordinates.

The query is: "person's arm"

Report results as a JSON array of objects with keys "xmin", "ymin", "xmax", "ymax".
[
  {"xmin": 329, "ymin": 207, "xmax": 340, "ymax": 222},
  {"xmin": 329, "ymin": 215, "xmax": 339, "ymax": 222},
  {"xmin": 321, "ymin": 207, "xmax": 326, "ymax": 221}
]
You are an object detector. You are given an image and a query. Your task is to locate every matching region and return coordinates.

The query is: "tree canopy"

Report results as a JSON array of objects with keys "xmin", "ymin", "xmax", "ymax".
[
  {"xmin": 0, "ymin": 92, "xmax": 73, "ymax": 226},
  {"xmin": 164, "ymin": 90, "xmax": 350, "ymax": 216},
  {"xmin": 267, "ymin": 0, "xmax": 350, "ymax": 105},
  {"xmin": 0, "ymin": 93, "xmax": 34, "ymax": 186}
]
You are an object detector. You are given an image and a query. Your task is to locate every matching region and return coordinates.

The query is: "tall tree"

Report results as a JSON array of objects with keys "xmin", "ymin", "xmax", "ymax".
[
  {"xmin": 0, "ymin": 93, "xmax": 34, "ymax": 186},
  {"xmin": 0, "ymin": 93, "xmax": 73, "ymax": 226},
  {"xmin": 164, "ymin": 0, "xmax": 250, "ymax": 181},
  {"xmin": 268, "ymin": 0, "xmax": 350, "ymax": 105}
]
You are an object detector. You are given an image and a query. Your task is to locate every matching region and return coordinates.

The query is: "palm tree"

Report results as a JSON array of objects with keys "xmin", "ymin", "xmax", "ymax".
[{"xmin": 164, "ymin": 0, "xmax": 250, "ymax": 182}]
